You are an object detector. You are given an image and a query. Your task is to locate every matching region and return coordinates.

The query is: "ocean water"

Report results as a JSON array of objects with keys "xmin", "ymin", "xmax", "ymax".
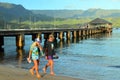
[{"xmin": 0, "ymin": 28, "xmax": 120, "ymax": 80}]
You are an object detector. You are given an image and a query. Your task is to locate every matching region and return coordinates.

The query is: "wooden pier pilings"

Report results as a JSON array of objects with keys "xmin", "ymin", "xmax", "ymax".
[{"xmin": 0, "ymin": 27, "xmax": 112, "ymax": 49}]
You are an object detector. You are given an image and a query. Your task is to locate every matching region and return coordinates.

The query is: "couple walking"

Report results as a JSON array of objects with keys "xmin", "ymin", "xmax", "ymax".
[{"xmin": 27, "ymin": 34, "xmax": 56, "ymax": 78}]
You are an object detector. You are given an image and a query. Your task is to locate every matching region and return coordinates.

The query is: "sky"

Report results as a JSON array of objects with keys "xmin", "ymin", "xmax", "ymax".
[{"xmin": 0, "ymin": 0, "xmax": 120, "ymax": 10}]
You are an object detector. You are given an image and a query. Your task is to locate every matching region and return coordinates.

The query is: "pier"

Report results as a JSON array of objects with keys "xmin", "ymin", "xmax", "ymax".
[
  {"xmin": 0, "ymin": 18, "xmax": 112, "ymax": 49},
  {"xmin": 0, "ymin": 27, "xmax": 112, "ymax": 49}
]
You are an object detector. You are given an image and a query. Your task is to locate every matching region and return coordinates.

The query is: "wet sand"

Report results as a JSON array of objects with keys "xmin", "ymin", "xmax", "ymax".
[{"xmin": 0, "ymin": 65, "xmax": 81, "ymax": 80}]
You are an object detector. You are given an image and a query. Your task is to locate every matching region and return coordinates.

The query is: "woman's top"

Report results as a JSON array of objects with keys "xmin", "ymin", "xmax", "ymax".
[
  {"xmin": 30, "ymin": 44, "xmax": 39, "ymax": 60},
  {"xmin": 45, "ymin": 41, "xmax": 55, "ymax": 56}
]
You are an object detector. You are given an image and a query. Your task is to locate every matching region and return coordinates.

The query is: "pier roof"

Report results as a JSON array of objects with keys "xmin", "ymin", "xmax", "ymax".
[{"xmin": 89, "ymin": 18, "xmax": 112, "ymax": 25}]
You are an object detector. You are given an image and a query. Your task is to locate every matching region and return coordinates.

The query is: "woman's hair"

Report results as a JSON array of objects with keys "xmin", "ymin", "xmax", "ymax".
[{"xmin": 49, "ymin": 34, "xmax": 54, "ymax": 39}]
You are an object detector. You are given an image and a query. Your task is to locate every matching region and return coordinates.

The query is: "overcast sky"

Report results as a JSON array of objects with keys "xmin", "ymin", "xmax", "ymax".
[{"xmin": 0, "ymin": 0, "xmax": 120, "ymax": 10}]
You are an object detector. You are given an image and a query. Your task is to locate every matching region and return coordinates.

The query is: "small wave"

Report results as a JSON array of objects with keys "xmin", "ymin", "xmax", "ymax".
[{"xmin": 108, "ymin": 65, "xmax": 120, "ymax": 69}]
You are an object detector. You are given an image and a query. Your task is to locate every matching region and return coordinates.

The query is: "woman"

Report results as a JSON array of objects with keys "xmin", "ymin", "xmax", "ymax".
[
  {"xmin": 27, "ymin": 38, "xmax": 43, "ymax": 78},
  {"xmin": 43, "ymin": 34, "xmax": 56, "ymax": 75}
]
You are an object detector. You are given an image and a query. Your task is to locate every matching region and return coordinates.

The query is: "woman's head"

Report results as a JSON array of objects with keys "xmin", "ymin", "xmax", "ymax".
[
  {"xmin": 34, "ymin": 38, "xmax": 41, "ymax": 46},
  {"xmin": 48, "ymin": 34, "xmax": 54, "ymax": 41},
  {"xmin": 35, "ymin": 38, "xmax": 40, "ymax": 43}
]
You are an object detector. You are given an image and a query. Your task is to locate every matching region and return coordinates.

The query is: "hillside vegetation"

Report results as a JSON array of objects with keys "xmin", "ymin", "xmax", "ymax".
[{"xmin": 0, "ymin": 2, "xmax": 120, "ymax": 29}]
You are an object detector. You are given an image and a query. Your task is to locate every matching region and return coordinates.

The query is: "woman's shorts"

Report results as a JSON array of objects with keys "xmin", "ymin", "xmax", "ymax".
[
  {"xmin": 47, "ymin": 56, "xmax": 53, "ymax": 60},
  {"xmin": 32, "ymin": 54, "xmax": 39, "ymax": 60}
]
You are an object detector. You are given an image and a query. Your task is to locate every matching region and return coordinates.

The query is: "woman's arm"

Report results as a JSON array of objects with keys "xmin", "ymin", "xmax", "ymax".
[
  {"xmin": 37, "ymin": 42, "xmax": 43, "ymax": 51},
  {"xmin": 37, "ymin": 42, "xmax": 44, "ymax": 56},
  {"xmin": 28, "ymin": 50, "xmax": 32, "ymax": 59}
]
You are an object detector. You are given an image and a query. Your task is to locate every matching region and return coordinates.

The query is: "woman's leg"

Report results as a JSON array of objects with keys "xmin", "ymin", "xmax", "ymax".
[
  {"xmin": 43, "ymin": 60, "xmax": 50, "ymax": 73},
  {"xmin": 43, "ymin": 56, "xmax": 55, "ymax": 75},
  {"xmin": 33, "ymin": 60, "xmax": 41, "ymax": 78},
  {"xmin": 30, "ymin": 64, "xmax": 35, "ymax": 75},
  {"xmin": 49, "ymin": 60, "xmax": 55, "ymax": 75}
]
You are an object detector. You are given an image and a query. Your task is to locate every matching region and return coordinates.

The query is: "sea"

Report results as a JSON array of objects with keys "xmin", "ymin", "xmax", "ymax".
[{"xmin": 0, "ymin": 28, "xmax": 120, "ymax": 80}]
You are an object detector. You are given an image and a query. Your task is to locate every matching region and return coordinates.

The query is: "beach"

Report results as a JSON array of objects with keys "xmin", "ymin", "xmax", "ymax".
[{"xmin": 0, "ymin": 65, "xmax": 80, "ymax": 80}]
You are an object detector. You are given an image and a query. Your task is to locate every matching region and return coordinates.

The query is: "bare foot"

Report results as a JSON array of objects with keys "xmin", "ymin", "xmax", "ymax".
[
  {"xmin": 50, "ymin": 72, "xmax": 55, "ymax": 76},
  {"xmin": 29, "ymin": 69, "xmax": 34, "ymax": 75},
  {"xmin": 43, "ymin": 67, "xmax": 46, "ymax": 73},
  {"xmin": 37, "ymin": 74, "xmax": 41, "ymax": 78}
]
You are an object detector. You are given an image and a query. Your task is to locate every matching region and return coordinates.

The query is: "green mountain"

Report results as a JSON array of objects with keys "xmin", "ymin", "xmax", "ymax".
[
  {"xmin": 1, "ymin": 2, "xmax": 120, "ymax": 21},
  {"xmin": 1, "ymin": 2, "xmax": 120, "ymax": 28},
  {"xmin": 0, "ymin": 2, "xmax": 53, "ymax": 22},
  {"xmin": 0, "ymin": 2, "xmax": 32, "ymax": 21},
  {"xmin": 31, "ymin": 9, "xmax": 120, "ymax": 18},
  {"xmin": 31, "ymin": 10, "xmax": 84, "ymax": 18},
  {"xmin": 1, "ymin": 2, "xmax": 120, "ymax": 22}
]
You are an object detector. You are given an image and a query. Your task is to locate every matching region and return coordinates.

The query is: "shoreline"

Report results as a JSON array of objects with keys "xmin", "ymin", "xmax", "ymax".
[{"xmin": 0, "ymin": 65, "xmax": 81, "ymax": 80}]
